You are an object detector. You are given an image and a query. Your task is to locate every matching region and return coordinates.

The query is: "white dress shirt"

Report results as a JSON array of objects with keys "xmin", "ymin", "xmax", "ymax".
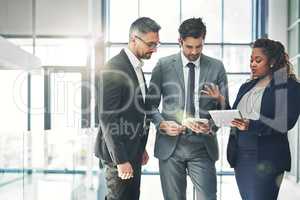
[
  {"xmin": 124, "ymin": 48, "xmax": 146, "ymax": 101},
  {"xmin": 181, "ymin": 52, "xmax": 201, "ymax": 118}
]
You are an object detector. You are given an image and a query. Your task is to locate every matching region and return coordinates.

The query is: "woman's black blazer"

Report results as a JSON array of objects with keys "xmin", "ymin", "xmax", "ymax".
[{"xmin": 227, "ymin": 76, "xmax": 300, "ymax": 173}]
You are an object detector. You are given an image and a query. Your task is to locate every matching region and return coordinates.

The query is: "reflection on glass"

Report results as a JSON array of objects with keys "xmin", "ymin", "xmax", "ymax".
[
  {"xmin": 109, "ymin": 0, "xmax": 139, "ymax": 42},
  {"xmin": 224, "ymin": 0, "xmax": 252, "ymax": 43},
  {"xmin": 223, "ymin": 45, "xmax": 251, "ymax": 72},
  {"xmin": 182, "ymin": 0, "xmax": 222, "ymax": 43},
  {"xmin": 140, "ymin": 0, "xmax": 180, "ymax": 42}
]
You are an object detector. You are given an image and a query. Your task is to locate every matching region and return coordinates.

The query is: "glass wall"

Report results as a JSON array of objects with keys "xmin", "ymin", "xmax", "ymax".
[
  {"xmin": 0, "ymin": 0, "xmax": 96, "ymax": 197},
  {"xmin": 288, "ymin": 0, "xmax": 300, "ymax": 183},
  {"xmin": 0, "ymin": 0, "xmax": 258, "ymax": 199},
  {"xmin": 105, "ymin": 0, "xmax": 253, "ymax": 172},
  {"xmin": 105, "ymin": 0, "xmax": 253, "ymax": 199},
  {"xmin": 0, "ymin": 69, "xmax": 29, "ymax": 198}
]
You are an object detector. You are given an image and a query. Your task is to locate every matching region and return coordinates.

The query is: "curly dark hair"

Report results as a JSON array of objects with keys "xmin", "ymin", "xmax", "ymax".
[
  {"xmin": 178, "ymin": 18, "xmax": 206, "ymax": 39},
  {"xmin": 253, "ymin": 38, "xmax": 297, "ymax": 80}
]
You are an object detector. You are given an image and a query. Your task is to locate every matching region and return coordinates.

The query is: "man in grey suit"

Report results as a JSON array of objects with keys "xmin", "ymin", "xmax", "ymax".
[
  {"xmin": 147, "ymin": 18, "xmax": 229, "ymax": 200},
  {"xmin": 95, "ymin": 17, "xmax": 161, "ymax": 200}
]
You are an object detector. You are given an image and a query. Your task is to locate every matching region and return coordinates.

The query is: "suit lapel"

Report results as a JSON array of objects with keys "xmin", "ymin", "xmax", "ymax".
[
  {"xmin": 198, "ymin": 54, "xmax": 210, "ymax": 86},
  {"xmin": 173, "ymin": 53, "xmax": 185, "ymax": 92},
  {"xmin": 141, "ymin": 71, "xmax": 148, "ymax": 93},
  {"xmin": 232, "ymin": 79, "xmax": 259, "ymax": 109},
  {"xmin": 119, "ymin": 50, "xmax": 140, "ymax": 87},
  {"xmin": 140, "ymin": 70, "xmax": 148, "ymax": 106},
  {"xmin": 173, "ymin": 54, "xmax": 186, "ymax": 108},
  {"xmin": 120, "ymin": 49, "xmax": 146, "ymax": 105}
]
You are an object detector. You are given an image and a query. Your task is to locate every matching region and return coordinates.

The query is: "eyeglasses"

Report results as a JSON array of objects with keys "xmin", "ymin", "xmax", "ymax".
[{"xmin": 135, "ymin": 35, "xmax": 160, "ymax": 49}]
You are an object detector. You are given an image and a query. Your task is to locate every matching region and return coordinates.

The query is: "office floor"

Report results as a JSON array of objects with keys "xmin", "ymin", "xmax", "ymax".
[
  {"xmin": 0, "ymin": 173, "xmax": 299, "ymax": 200},
  {"xmin": 0, "ymin": 173, "xmax": 240, "ymax": 200}
]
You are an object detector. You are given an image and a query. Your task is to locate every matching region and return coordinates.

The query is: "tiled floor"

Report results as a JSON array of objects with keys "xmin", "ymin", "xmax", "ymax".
[
  {"xmin": 0, "ymin": 173, "xmax": 240, "ymax": 200},
  {"xmin": 0, "ymin": 173, "xmax": 299, "ymax": 200}
]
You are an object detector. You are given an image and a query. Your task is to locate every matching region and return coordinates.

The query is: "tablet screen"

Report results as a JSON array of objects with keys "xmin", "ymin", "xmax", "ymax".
[{"xmin": 208, "ymin": 109, "xmax": 243, "ymax": 127}]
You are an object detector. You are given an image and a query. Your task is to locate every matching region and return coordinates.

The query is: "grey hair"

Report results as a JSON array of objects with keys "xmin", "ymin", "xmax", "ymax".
[{"xmin": 129, "ymin": 17, "xmax": 161, "ymax": 38}]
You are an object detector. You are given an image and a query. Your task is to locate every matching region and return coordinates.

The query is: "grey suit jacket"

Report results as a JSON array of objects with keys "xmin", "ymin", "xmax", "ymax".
[{"xmin": 147, "ymin": 53, "xmax": 229, "ymax": 161}]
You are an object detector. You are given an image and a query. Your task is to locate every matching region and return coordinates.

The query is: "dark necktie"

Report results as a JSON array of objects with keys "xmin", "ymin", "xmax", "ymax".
[{"xmin": 186, "ymin": 62, "xmax": 195, "ymax": 117}]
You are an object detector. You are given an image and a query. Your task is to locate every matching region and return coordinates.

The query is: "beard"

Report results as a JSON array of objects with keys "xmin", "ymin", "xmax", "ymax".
[
  {"xmin": 187, "ymin": 54, "xmax": 200, "ymax": 61},
  {"xmin": 141, "ymin": 52, "xmax": 152, "ymax": 59}
]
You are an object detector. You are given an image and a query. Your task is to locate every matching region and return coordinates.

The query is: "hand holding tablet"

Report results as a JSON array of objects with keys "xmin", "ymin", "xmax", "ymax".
[{"xmin": 208, "ymin": 109, "xmax": 243, "ymax": 127}]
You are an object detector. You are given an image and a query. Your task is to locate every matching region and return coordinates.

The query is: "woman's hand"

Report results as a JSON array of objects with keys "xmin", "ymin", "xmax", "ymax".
[
  {"xmin": 201, "ymin": 84, "xmax": 225, "ymax": 104},
  {"xmin": 231, "ymin": 118, "xmax": 249, "ymax": 131}
]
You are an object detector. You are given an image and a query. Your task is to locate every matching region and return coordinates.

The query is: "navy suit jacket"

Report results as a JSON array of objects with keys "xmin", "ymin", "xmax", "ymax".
[{"xmin": 227, "ymin": 76, "xmax": 300, "ymax": 172}]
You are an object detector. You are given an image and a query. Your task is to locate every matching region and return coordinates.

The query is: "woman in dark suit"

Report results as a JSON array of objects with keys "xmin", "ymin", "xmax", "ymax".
[{"xmin": 206, "ymin": 38, "xmax": 300, "ymax": 200}]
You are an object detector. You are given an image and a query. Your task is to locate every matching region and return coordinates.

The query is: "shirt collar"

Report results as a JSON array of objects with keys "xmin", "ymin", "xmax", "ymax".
[
  {"xmin": 180, "ymin": 51, "xmax": 200, "ymax": 68},
  {"xmin": 124, "ymin": 48, "xmax": 144, "ymax": 69}
]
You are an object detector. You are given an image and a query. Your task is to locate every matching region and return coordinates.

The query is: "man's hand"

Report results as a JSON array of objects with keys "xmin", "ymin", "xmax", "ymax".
[
  {"xmin": 141, "ymin": 150, "xmax": 149, "ymax": 166},
  {"xmin": 117, "ymin": 162, "xmax": 134, "ymax": 180},
  {"xmin": 159, "ymin": 121, "xmax": 186, "ymax": 136},
  {"xmin": 182, "ymin": 118, "xmax": 210, "ymax": 134}
]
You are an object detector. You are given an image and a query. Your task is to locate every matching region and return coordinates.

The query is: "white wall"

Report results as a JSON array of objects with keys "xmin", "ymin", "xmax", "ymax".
[
  {"xmin": 36, "ymin": 0, "xmax": 89, "ymax": 35},
  {"xmin": 0, "ymin": 0, "xmax": 33, "ymax": 35},
  {"xmin": 268, "ymin": 0, "xmax": 288, "ymax": 46},
  {"xmin": 0, "ymin": 0, "xmax": 102, "ymax": 36}
]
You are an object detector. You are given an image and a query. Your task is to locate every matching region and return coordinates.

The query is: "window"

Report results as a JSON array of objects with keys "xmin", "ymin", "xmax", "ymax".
[
  {"xmin": 105, "ymin": 0, "xmax": 253, "ymax": 175},
  {"xmin": 104, "ymin": 3, "xmax": 253, "ymax": 198}
]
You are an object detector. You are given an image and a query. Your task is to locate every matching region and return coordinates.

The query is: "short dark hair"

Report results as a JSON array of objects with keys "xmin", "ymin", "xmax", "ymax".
[
  {"xmin": 253, "ymin": 38, "xmax": 296, "ymax": 80},
  {"xmin": 179, "ymin": 18, "xmax": 206, "ymax": 39},
  {"xmin": 129, "ymin": 17, "xmax": 161, "ymax": 37}
]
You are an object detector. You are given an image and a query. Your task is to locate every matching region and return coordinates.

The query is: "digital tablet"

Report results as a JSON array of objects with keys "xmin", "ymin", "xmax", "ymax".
[{"xmin": 208, "ymin": 109, "xmax": 243, "ymax": 127}]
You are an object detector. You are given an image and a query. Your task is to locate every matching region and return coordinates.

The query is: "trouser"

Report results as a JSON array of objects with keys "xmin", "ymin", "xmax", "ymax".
[
  {"xmin": 235, "ymin": 148, "xmax": 283, "ymax": 200},
  {"xmin": 103, "ymin": 161, "xmax": 142, "ymax": 200},
  {"xmin": 159, "ymin": 136, "xmax": 217, "ymax": 200}
]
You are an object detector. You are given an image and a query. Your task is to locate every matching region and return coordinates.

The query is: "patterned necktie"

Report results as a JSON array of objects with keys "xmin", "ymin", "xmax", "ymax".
[{"xmin": 186, "ymin": 62, "xmax": 195, "ymax": 117}]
